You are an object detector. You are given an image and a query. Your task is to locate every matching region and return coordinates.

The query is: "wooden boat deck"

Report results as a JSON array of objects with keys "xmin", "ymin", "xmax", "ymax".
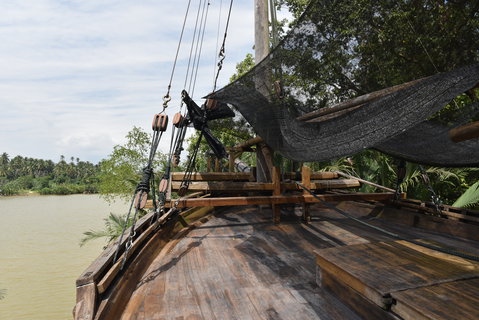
[{"xmin": 118, "ymin": 202, "xmax": 479, "ymax": 319}]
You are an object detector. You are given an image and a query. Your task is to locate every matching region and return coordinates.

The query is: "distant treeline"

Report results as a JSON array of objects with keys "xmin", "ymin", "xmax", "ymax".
[{"xmin": 0, "ymin": 153, "xmax": 99, "ymax": 195}]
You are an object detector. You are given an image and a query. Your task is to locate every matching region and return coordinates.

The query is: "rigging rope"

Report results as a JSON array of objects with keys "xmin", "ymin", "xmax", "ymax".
[
  {"xmin": 213, "ymin": 0, "xmax": 234, "ymax": 92},
  {"xmin": 163, "ymin": 0, "xmax": 193, "ymax": 109},
  {"xmin": 191, "ymin": 0, "xmax": 212, "ymax": 98}
]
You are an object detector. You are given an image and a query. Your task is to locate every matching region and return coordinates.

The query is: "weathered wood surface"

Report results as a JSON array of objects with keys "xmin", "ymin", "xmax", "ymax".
[
  {"xmin": 171, "ymin": 179, "xmax": 359, "ymax": 192},
  {"xmin": 115, "ymin": 202, "xmax": 479, "ymax": 319},
  {"xmin": 168, "ymin": 192, "xmax": 394, "ymax": 208},
  {"xmin": 297, "ymin": 78, "xmax": 427, "ymax": 122},
  {"xmin": 170, "ymin": 171, "xmax": 338, "ymax": 181},
  {"xmin": 336, "ymin": 171, "xmax": 397, "ymax": 193},
  {"xmin": 379, "ymin": 204, "xmax": 479, "ymax": 241},
  {"xmin": 449, "ymin": 120, "xmax": 479, "ymax": 143},
  {"xmin": 120, "ymin": 206, "xmax": 365, "ymax": 320},
  {"xmin": 315, "ymin": 239, "xmax": 479, "ymax": 312},
  {"xmin": 76, "ymin": 210, "xmax": 155, "ymax": 287},
  {"xmin": 389, "ymin": 198, "xmax": 479, "ymax": 224},
  {"xmin": 391, "ymin": 278, "xmax": 479, "ymax": 320},
  {"xmin": 171, "ymin": 172, "xmax": 253, "ymax": 181}
]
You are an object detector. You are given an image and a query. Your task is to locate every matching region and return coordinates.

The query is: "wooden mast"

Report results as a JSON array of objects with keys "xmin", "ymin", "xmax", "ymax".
[{"xmin": 254, "ymin": 0, "xmax": 274, "ymax": 182}]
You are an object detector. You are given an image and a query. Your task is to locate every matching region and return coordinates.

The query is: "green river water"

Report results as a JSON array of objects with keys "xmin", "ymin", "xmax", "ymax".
[{"xmin": 0, "ymin": 195, "xmax": 128, "ymax": 320}]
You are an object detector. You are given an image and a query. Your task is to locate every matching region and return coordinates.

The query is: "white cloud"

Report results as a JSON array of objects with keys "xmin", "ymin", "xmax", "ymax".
[{"xmin": 0, "ymin": 0, "xmax": 256, "ymax": 163}]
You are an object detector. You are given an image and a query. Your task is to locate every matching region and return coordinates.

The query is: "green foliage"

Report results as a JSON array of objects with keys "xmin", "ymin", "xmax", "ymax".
[
  {"xmin": 96, "ymin": 126, "xmax": 167, "ymax": 202},
  {"xmin": 453, "ymin": 181, "xmax": 479, "ymax": 208},
  {"xmin": 229, "ymin": 53, "xmax": 255, "ymax": 83},
  {"xmin": 313, "ymin": 149, "xmax": 478, "ymax": 205},
  {"xmin": 0, "ymin": 153, "xmax": 98, "ymax": 196},
  {"xmin": 80, "ymin": 213, "xmax": 132, "ymax": 247}
]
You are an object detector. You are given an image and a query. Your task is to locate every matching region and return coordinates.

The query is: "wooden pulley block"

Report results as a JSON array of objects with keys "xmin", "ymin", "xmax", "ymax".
[
  {"xmin": 205, "ymin": 99, "xmax": 217, "ymax": 110},
  {"xmin": 152, "ymin": 113, "xmax": 168, "ymax": 132},
  {"xmin": 274, "ymin": 80, "xmax": 284, "ymax": 99},
  {"xmin": 177, "ymin": 185, "xmax": 188, "ymax": 197},
  {"xmin": 172, "ymin": 112, "xmax": 185, "ymax": 128},
  {"xmin": 133, "ymin": 191, "xmax": 148, "ymax": 209},
  {"xmin": 172, "ymin": 154, "xmax": 180, "ymax": 167},
  {"xmin": 158, "ymin": 178, "xmax": 169, "ymax": 193}
]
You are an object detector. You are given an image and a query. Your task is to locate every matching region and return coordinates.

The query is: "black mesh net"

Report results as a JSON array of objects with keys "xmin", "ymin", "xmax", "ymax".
[{"xmin": 209, "ymin": 0, "xmax": 479, "ymax": 167}]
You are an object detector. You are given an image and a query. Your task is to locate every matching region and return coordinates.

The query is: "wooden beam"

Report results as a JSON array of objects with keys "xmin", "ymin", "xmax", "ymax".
[
  {"xmin": 232, "ymin": 136, "xmax": 264, "ymax": 150},
  {"xmin": 301, "ymin": 166, "xmax": 312, "ymax": 222},
  {"xmin": 171, "ymin": 172, "xmax": 252, "ymax": 181},
  {"xmin": 272, "ymin": 166, "xmax": 281, "ymax": 223},
  {"xmin": 335, "ymin": 171, "xmax": 395, "ymax": 193},
  {"xmin": 297, "ymin": 78, "xmax": 427, "ymax": 122},
  {"xmin": 170, "ymin": 179, "xmax": 360, "ymax": 192},
  {"xmin": 282, "ymin": 171, "xmax": 339, "ymax": 180},
  {"xmin": 172, "ymin": 181, "xmax": 274, "ymax": 191},
  {"xmin": 449, "ymin": 121, "xmax": 479, "ymax": 143},
  {"xmin": 169, "ymin": 193, "xmax": 395, "ymax": 208}
]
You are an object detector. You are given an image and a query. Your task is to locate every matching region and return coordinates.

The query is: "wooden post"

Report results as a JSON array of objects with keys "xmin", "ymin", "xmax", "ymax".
[
  {"xmin": 254, "ymin": 0, "xmax": 272, "ymax": 183},
  {"xmin": 301, "ymin": 165, "xmax": 311, "ymax": 222},
  {"xmin": 207, "ymin": 156, "xmax": 212, "ymax": 172},
  {"xmin": 166, "ymin": 173, "xmax": 172, "ymax": 201},
  {"xmin": 229, "ymin": 151, "xmax": 237, "ymax": 172},
  {"xmin": 272, "ymin": 166, "xmax": 281, "ymax": 223},
  {"xmin": 215, "ymin": 158, "xmax": 220, "ymax": 172},
  {"xmin": 254, "ymin": 0, "xmax": 269, "ymax": 65}
]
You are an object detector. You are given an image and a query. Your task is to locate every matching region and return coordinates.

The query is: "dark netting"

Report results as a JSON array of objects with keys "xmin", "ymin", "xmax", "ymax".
[
  {"xmin": 208, "ymin": 0, "xmax": 479, "ymax": 166},
  {"xmin": 376, "ymin": 102, "xmax": 479, "ymax": 167}
]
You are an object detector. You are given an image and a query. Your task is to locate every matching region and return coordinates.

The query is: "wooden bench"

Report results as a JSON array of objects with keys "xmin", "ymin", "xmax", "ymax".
[{"xmin": 314, "ymin": 240, "xmax": 479, "ymax": 320}]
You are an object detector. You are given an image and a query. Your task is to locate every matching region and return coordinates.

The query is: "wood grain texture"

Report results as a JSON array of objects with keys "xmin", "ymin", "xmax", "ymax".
[
  {"xmin": 116, "ymin": 202, "xmax": 479, "ymax": 319},
  {"xmin": 170, "ymin": 179, "xmax": 359, "ymax": 192},
  {"xmin": 169, "ymin": 193, "xmax": 394, "ymax": 208},
  {"xmin": 120, "ymin": 206, "xmax": 371, "ymax": 320},
  {"xmin": 315, "ymin": 239, "xmax": 479, "ymax": 315},
  {"xmin": 391, "ymin": 278, "xmax": 479, "ymax": 320}
]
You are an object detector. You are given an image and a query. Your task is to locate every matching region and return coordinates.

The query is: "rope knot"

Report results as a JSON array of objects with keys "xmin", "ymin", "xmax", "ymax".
[{"xmin": 136, "ymin": 167, "xmax": 153, "ymax": 193}]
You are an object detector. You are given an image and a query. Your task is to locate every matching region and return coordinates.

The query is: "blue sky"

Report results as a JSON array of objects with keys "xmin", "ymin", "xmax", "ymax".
[{"xmin": 0, "ymin": 0, "xmax": 260, "ymax": 163}]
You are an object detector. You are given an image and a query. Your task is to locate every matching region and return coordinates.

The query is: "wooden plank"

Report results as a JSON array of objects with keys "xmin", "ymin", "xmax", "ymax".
[
  {"xmin": 283, "ymin": 171, "xmax": 339, "ymax": 180},
  {"xmin": 391, "ymin": 278, "xmax": 479, "ymax": 320},
  {"xmin": 170, "ymin": 193, "xmax": 395, "ymax": 208},
  {"xmin": 96, "ymin": 219, "xmax": 159, "ymax": 294},
  {"xmin": 379, "ymin": 205, "xmax": 479, "ymax": 242},
  {"xmin": 171, "ymin": 172, "xmax": 252, "ymax": 181},
  {"xmin": 272, "ymin": 166, "xmax": 281, "ymax": 223},
  {"xmin": 74, "ymin": 283, "xmax": 97, "ymax": 320},
  {"xmin": 390, "ymin": 199, "xmax": 479, "ymax": 223},
  {"xmin": 96, "ymin": 205, "xmax": 214, "ymax": 294},
  {"xmin": 302, "ymin": 166, "xmax": 312, "ymax": 222},
  {"xmin": 449, "ymin": 120, "xmax": 479, "ymax": 143},
  {"xmin": 314, "ymin": 240, "xmax": 479, "ymax": 310},
  {"xmin": 321, "ymin": 270, "xmax": 400, "ymax": 320},
  {"xmin": 76, "ymin": 210, "xmax": 155, "ymax": 287},
  {"xmin": 336, "ymin": 171, "xmax": 396, "ymax": 193},
  {"xmin": 297, "ymin": 78, "xmax": 427, "ymax": 122},
  {"xmin": 231, "ymin": 136, "xmax": 263, "ymax": 150},
  {"xmin": 171, "ymin": 181, "xmax": 274, "ymax": 191},
  {"xmin": 170, "ymin": 179, "xmax": 359, "ymax": 192}
]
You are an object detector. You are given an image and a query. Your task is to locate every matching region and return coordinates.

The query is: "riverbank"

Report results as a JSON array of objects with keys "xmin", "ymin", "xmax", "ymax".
[{"xmin": 0, "ymin": 189, "xmax": 98, "ymax": 197}]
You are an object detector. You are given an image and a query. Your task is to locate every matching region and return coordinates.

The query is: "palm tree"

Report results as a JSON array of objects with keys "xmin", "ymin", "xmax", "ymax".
[
  {"xmin": 453, "ymin": 181, "xmax": 479, "ymax": 208},
  {"xmin": 80, "ymin": 213, "xmax": 131, "ymax": 247}
]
